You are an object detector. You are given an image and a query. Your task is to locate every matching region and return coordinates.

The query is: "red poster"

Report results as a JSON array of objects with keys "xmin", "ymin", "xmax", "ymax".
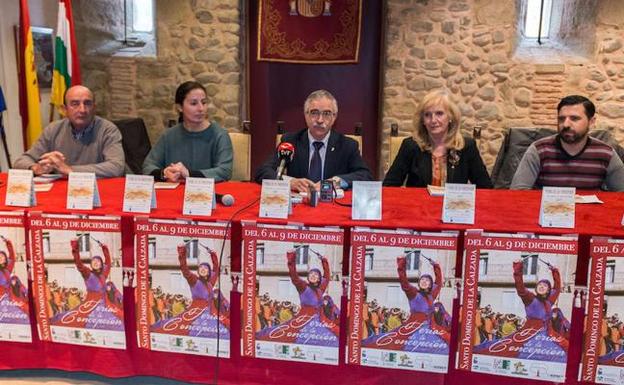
[
  {"xmin": 241, "ymin": 223, "xmax": 344, "ymax": 365},
  {"xmin": 580, "ymin": 238, "xmax": 624, "ymax": 385},
  {"xmin": 134, "ymin": 218, "xmax": 231, "ymax": 357},
  {"xmin": 257, "ymin": 0, "xmax": 362, "ymax": 63},
  {"xmin": 29, "ymin": 213, "xmax": 125, "ymax": 349},
  {"xmin": 347, "ymin": 228, "xmax": 458, "ymax": 373},
  {"xmin": 458, "ymin": 231, "xmax": 578, "ymax": 382},
  {"xmin": 0, "ymin": 211, "xmax": 30, "ymax": 343}
]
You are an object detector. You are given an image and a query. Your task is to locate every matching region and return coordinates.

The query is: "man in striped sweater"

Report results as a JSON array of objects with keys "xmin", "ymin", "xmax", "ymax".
[{"xmin": 511, "ymin": 95, "xmax": 624, "ymax": 191}]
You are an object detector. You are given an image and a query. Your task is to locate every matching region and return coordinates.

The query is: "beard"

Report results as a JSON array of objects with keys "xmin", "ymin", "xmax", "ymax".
[{"xmin": 559, "ymin": 127, "xmax": 587, "ymax": 144}]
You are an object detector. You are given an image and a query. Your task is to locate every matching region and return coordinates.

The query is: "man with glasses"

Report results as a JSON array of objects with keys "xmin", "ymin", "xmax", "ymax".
[
  {"xmin": 255, "ymin": 89, "xmax": 372, "ymax": 192},
  {"xmin": 14, "ymin": 85, "xmax": 125, "ymax": 177}
]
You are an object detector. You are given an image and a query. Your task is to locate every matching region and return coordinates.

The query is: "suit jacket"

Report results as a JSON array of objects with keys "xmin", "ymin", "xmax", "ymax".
[
  {"xmin": 254, "ymin": 129, "xmax": 373, "ymax": 187},
  {"xmin": 383, "ymin": 136, "xmax": 492, "ymax": 188}
]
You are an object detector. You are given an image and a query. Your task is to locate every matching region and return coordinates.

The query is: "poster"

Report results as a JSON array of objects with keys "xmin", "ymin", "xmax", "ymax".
[
  {"xmin": 241, "ymin": 223, "xmax": 344, "ymax": 365},
  {"xmin": 347, "ymin": 228, "xmax": 458, "ymax": 373},
  {"xmin": 0, "ymin": 211, "xmax": 31, "ymax": 343},
  {"xmin": 457, "ymin": 231, "xmax": 577, "ymax": 382},
  {"xmin": 580, "ymin": 237, "xmax": 624, "ymax": 385},
  {"xmin": 30, "ymin": 213, "xmax": 125, "ymax": 349},
  {"xmin": 135, "ymin": 218, "xmax": 231, "ymax": 357}
]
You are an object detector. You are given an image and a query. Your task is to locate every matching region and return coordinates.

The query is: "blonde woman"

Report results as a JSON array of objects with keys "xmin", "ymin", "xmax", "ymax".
[{"xmin": 383, "ymin": 90, "xmax": 492, "ymax": 188}]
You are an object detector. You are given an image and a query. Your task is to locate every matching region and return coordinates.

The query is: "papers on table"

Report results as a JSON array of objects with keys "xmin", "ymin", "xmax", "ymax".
[
  {"xmin": 442, "ymin": 183, "xmax": 475, "ymax": 224},
  {"xmin": 154, "ymin": 182, "xmax": 180, "ymax": 190},
  {"xmin": 259, "ymin": 179, "xmax": 290, "ymax": 219},
  {"xmin": 539, "ymin": 186, "xmax": 575, "ymax": 228},
  {"xmin": 352, "ymin": 181, "xmax": 382, "ymax": 220},
  {"xmin": 123, "ymin": 175, "xmax": 157, "ymax": 213},
  {"xmin": 427, "ymin": 184, "xmax": 445, "ymax": 197},
  {"xmin": 67, "ymin": 172, "xmax": 101, "ymax": 210},
  {"xmin": 182, "ymin": 177, "xmax": 214, "ymax": 216},
  {"xmin": 6, "ymin": 169, "xmax": 36, "ymax": 207},
  {"xmin": 575, "ymin": 194, "xmax": 603, "ymax": 204}
]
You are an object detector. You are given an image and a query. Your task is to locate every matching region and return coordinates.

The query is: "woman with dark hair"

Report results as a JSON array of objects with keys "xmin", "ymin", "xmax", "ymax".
[
  {"xmin": 383, "ymin": 89, "xmax": 491, "ymax": 188},
  {"xmin": 51, "ymin": 239, "xmax": 124, "ymax": 330},
  {"xmin": 142, "ymin": 80, "xmax": 233, "ymax": 182},
  {"xmin": 0, "ymin": 236, "xmax": 29, "ymax": 325},
  {"xmin": 151, "ymin": 245, "xmax": 229, "ymax": 339},
  {"xmin": 474, "ymin": 260, "xmax": 567, "ymax": 362},
  {"xmin": 256, "ymin": 250, "xmax": 339, "ymax": 347},
  {"xmin": 362, "ymin": 254, "xmax": 450, "ymax": 354}
]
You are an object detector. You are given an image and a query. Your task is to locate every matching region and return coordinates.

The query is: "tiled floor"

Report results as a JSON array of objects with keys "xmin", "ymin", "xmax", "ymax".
[{"xmin": 0, "ymin": 370, "xmax": 194, "ymax": 384}]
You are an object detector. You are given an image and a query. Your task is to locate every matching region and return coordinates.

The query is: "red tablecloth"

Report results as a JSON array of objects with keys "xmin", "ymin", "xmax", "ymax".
[{"xmin": 1, "ymin": 176, "xmax": 622, "ymax": 385}]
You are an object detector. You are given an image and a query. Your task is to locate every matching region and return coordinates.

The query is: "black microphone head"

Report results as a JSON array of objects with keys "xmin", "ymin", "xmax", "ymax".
[{"xmin": 221, "ymin": 194, "xmax": 235, "ymax": 207}]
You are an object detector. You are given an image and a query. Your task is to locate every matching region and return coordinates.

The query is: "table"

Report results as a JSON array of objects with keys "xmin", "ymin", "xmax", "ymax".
[{"xmin": 1, "ymin": 176, "xmax": 623, "ymax": 385}]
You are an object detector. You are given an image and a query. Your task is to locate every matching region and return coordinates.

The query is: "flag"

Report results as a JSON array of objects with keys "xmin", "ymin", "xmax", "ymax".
[
  {"xmin": 18, "ymin": 0, "xmax": 42, "ymax": 149},
  {"xmin": 50, "ymin": 0, "xmax": 81, "ymax": 113}
]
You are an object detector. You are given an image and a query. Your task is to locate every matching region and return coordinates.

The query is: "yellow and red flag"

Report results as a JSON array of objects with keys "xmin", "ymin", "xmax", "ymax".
[{"xmin": 18, "ymin": 0, "xmax": 42, "ymax": 149}]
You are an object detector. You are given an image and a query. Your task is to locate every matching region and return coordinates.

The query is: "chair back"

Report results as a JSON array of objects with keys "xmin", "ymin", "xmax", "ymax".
[{"xmin": 113, "ymin": 118, "xmax": 151, "ymax": 174}]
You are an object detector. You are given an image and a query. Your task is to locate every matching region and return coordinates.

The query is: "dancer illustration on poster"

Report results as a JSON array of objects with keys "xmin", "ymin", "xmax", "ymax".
[
  {"xmin": 256, "ymin": 249, "xmax": 339, "ymax": 346},
  {"xmin": 51, "ymin": 238, "xmax": 124, "ymax": 330},
  {"xmin": 0, "ymin": 236, "xmax": 29, "ymax": 325},
  {"xmin": 151, "ymin": 243, "xmax": 229, "ymax": 338},
  {"xmin": 362, "ymin": 252, "xmax": 450, "ymax": 353},
  {"xmin": 473, "ymin": 258, "xmax": 568, "ymax": 363}
]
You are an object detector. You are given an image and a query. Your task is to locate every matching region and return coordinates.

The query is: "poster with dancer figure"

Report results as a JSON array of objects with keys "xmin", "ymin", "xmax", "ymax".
[
  {"xmin": 580, "ymin": 237, "xmax": 624, "ymax": 385},
  {"xmin": 346, "ymin": 228, "xmax": 458, "ymax": 373},
  {"xmin": 0, "ymin": 211, "xmax": 31, "ymax": 343},
  {"xmin": 29, "ymin": 213, "xmax": 124, "ymax": 349},
  {"xmin": 457, "ymin": 231, "xmax": 577, "ymax": 382},
  {"xmin": 241, "ymin": 223, "xmax": 344, "ymax": 365},
  {"xmin": 135, "ymin": 218, "xmax": 231, "ymax": 357}
]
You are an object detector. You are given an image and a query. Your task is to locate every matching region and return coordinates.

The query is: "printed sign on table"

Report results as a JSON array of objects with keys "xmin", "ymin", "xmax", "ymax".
[
  {"xmin": 580, "ymin": 237, "xmax": 624, "ymax": 385},
  {"xmin": 457, "ymin": 231, "xmax": 578, "ymax": 382},
  {"xmin": 0, "ymin": 211, "xmax": 31, "ymax": 343},
  {"xmin": 241, "ymin": 223, "xmax": 344, "ymax": 365},
  {"xmin": 347, "ymin": 228, "xmax": 458, "ymax": 373},
  {"xmin": 29, "ymin": 214, "xmax": 125, "ymax": 349},
  {"xmin": 135, "ymin": 218, "xmax": 231, "ymax": 357}
]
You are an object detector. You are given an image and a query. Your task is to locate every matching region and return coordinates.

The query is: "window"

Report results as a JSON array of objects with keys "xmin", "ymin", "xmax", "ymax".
[
  {"xmin": 77, "ymin": 233, "xmax": 90, "ymax": 253},
  {"xmin": 295, "ymin": 245, "xmax": 309, "ymax": 267},
  {"xmin": 524, "ymin": 0, "xmax": 553, "ymax": 39},
  {"xmin": 148, "ymin": 237, "xmax": 156, "ymax": 260},
  {"xmin": 364, "ymin": 248, "xmax": 374, "ymax": 271},
  {"xmin": 256, "ymin": 243, "xmax": 265, "ymax": 266},
  {"xmin": 132, "ymin": 0, "xmax": 154, "ymax": 33},
  {"xmin": 522, "ymin": 254, "xmax": 538, "ymax": 276},
  {"xmin": 185, "ymin": 239, "xmax": 199, "ymax": 260},
  {"xmin": 479, "ymin": 253, "xmax": 488, "ymax": 278},
  {"xmin": 42, "ymin": 232, "xmax": 51, "ymax": 253},
  {"xmin": 405, "ymin": 250, "xmax": 420, "ymax": 272},
  {"xmin": 605, "ymin": 260, "xmax": 616, "ymax": 284}
]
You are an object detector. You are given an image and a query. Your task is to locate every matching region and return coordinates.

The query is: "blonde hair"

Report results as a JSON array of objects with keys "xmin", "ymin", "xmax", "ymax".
[{"xmin": 413, "ymin": 90, "xmax": 464, "ymax": 151}]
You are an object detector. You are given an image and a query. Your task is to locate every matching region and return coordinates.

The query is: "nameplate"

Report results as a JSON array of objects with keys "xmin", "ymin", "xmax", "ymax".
[
  {"xmin": 352, "ymin": 181, "xmax": 382, "ymax": 221},
  {"xmin": 123, "ymin": 175, "xmax": 156, "ymax": 213},
  {"xmin": 442, "ymin": 183, "xmax": 475, "ymax": 224},
  {"xmin": 67, "ymin": 172, "xmax": 100, "ymax": 210},
  {"xmin": 259, "ymin": 179, "xmax": 290, "ymax": 219},
  {"xmin": 539, "ymin": 186, "xmax": 575, "ymax": 228},
  {"xmin": 6, "ymin": 169, "xmax": 36, "ymax": 207},
  {"xmin": 183, "ymin": 177, "xmax": 214, "ymax": 216}
]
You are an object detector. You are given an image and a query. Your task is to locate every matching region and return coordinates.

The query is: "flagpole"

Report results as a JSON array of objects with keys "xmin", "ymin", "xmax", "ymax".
[{"xmin": 0, "ymin": 114, "xmax": 11, "ymax": 168}]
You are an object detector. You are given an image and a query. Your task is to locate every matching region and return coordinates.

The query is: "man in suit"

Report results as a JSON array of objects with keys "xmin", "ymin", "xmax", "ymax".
[{"xmin": 255, "ymin": 89, "xmax": 373, "ymax": 192}]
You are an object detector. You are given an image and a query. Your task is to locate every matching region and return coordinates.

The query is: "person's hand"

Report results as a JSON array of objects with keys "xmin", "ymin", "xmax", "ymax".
[
  {"xmin": 40, "ymin": 151, "xmax": 71, "ymax": 175},
  {"xmin": 163, "ymin": 165, "xmax": 182, "ymax": 182},
  {"xmin": 290, "ymin": 178, "xmax": 317, "ymax": 193},
  {"xmin": 396, "ymin": 256, "xmax": 406, "ymax": 269},
  {"xmin": 31, "ymin": 162, "xmax": 53, "ymax": 176},
  {"xmin": 70, "ymin": 239, "xmax": 79, "ymax": 252},
  {"xmin": 172, "ymin": 162, "xmax": 190, "ymax": 179}
]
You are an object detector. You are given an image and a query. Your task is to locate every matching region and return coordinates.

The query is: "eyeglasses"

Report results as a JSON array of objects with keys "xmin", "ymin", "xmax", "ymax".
[{"xmin": 307, "ymin": 109, "xmax": 335, "ymax": 119}]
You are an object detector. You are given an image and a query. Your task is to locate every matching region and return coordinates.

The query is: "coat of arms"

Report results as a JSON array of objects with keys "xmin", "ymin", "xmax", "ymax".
[{"xmin": 289, "ymin": 0, "xmax": 332, "ymax": 17}]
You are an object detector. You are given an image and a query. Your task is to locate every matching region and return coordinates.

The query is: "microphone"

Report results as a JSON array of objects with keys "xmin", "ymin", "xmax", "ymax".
[
  {"xmin": 215, "ymin": 193, "xmax": 235, "ymax": 206},
  {"xmin": 276, "ymin": 142, "xmax": 295, "ymax": 180}
]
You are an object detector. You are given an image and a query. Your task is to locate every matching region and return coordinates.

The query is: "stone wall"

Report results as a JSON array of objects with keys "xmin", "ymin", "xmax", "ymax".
[
  {"xmin": 380, "ymin": 0, "xmax": 624, "ymax": 174},
  {"xmin": 75, "ymin": 0, "xmax": 242, "ymax": 144}
]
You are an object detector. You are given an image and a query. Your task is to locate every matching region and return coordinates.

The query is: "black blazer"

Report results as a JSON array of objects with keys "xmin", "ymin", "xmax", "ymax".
[
  {"xmin": 254, "ymin": 129, "xmax": 373, "ymax": 187},
  {"xmin": 383, "ymin": 136, "xmax": 493, "ymax": 188}
]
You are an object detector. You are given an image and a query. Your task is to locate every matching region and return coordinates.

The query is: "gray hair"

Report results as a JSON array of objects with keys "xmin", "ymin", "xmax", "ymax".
[{"xmin": 303, "ymin": 89, "xmax": 338, "ymax": 114}]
